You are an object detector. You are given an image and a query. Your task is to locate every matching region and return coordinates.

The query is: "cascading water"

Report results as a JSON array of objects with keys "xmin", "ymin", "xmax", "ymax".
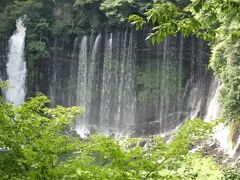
[
  {"xmin": 120, "ymin": 30, "xmax": 136, "ymax": 135},
  {"xmin": 110, "ymin": 29, "xmax": 136, "ymax": 136},
  {"xmin": 75, "ymin": 36, "xmax": 89, "ymax": 137},
  {"xmin": 5, "ymin": 19, "xmax": 26, "ymax": 106},
  {"xmin": 75, "ymin": 34, "xmax": 102, "ymax": 137},
  {"xmin": 204, "ymin": 78, "xmax": 221, "ymax": 122},
  {"xmin": 4, "ymin": 18, "xmax": 236, "ymax": 155},
  {"xmin": 49, "ymin": 30, "xmax": 214, "ymax": 137},
  {"xmin": 99, "ymin": 33, "xmax": 113, "ymax": 130},
  {"xmin": 204, "ymin": 79, "xmax": 239, "ymax": 158},
  {"xmin": 134, "ymin": 33, "xmax": 211, "ymax": 135},
  {"xmin": 74, "ymin": 31, "xmax": 136, "ymax": 137}
]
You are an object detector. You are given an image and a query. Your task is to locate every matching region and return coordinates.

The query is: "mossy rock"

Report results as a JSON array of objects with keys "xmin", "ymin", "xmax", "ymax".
[{"xmin": 230, "ymin": 120, "xmax": 240, "ymax": 148}]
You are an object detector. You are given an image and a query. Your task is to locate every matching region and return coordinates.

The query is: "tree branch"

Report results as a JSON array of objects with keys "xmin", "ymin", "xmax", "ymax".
[{"xmin": 143, "ymin": 156, "xmax": 171, "ymax": 180}]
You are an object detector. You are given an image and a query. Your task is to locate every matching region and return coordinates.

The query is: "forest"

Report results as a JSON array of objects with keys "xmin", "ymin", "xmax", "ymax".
[{"xmin": 0, "ymin": 0, "xmax": 240, "ymax": 179}]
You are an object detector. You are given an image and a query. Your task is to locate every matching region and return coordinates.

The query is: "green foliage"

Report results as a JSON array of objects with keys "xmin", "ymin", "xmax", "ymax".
[
  {"xmin": 100, "ymin": 0, "xmax": 153, "ymax": 24},
  {"xmin": 73, "ymin": 0, "xmax": 107, "ymax": 32},
  {"xmin": 222, "ymin": 167, "xmax": 240, "ymax": 180},
  {"xmin": 210, "ymin": 40, "xmax": 240, "ymax": 129},
  {"xmin": 0, "ymin": 82, "xmax": 226, "ymax": 179},
  {"xmin": 229, "ymin": 120, "xmax": 240, "ymax": 148},
  {"xmin": 0, "ymin": 94, "xmax": 84, "ymax": 179},
  {"xmin": 73, "ymin": 0, "xmax": 154, "ymax": 25},
  {"xmin": 0, "ymin": 81, "xmax": 9, "ymax": 89},
  {"xmin": 27, "ymin": 41, "xmax": 49, "ymax": 63},
  {"xmin": 0, "ymin": 0, "xmax": 19, "ymax": 39},
  {"xmin": 52, "ymin": 118, "xmax": 223, "ymax": 179},
  {"xmin": 0, "ymin": 90, "xmax": 225, "ymax": 179},
  {"xmin": 190, "ymin": 0, "xmax": 240, "ymax": 144},
  {"xmin": 128, "ymin": 1, "xmax": 215, "ymax": 44},
  {"xmin": 100, "ymin": 0, "xmax": 134, "ymax": 23},
  {"xmin": 1, "ymin": 0, "xmax": 54, "ymax": 57},
  {"xmin": 129, "ymin": 0, "xmax": 239, "ymax": 43}
]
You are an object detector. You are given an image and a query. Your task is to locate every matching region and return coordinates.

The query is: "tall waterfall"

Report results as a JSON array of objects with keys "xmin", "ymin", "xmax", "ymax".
[
  {"xmin": 75, "ymin": 34, "xmax": 102, "ymax": 137},
  {"xmin": 74, "ymin": 31, "xmax": 136, "ymax": 137},
  {"xmin": 99, "ymin": 33, "xmax": 113, "ymax": 130},
  {"xmin": 75, "ymin": 36, "xmax": 89, "ymax": 137},
  {"xmin": 5, "ymin": 19, "xmax": 26, "ymax": 106}
]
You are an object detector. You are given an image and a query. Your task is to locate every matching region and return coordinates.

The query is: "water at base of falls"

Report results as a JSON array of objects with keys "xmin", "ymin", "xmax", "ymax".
[{"xmin": 5, "ymin": 19, "xmax": 27, "ymax": 106}]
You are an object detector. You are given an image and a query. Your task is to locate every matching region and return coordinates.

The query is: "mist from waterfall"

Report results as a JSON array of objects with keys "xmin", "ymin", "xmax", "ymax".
[{"xmin": 5, "ymin": 19, "xmax": 26, "ymax": 106}]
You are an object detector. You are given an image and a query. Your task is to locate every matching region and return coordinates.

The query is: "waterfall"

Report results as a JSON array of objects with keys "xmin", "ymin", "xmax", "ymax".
[
  {"xmin": 204, "ymin": 78, "xmax": 221, "ymax": 121},
  {"xmin": 159, "ymin": 38, "xmax": 168, "ymax": 131},
  {"xmin": 100, "ymin": 33, "xmax": 113, "ymax": 130},
  {"xmin": 75, "ymin": 34, "xmax": 102, "ymax": 137},
  {"xmin": 75, "ymin": 36, "xmax": 89, "ymax": 137},
  {"xmin": 49, "ymin": 37, "xmax": 58, "ymax": 106},
  {"xmin": 67, "ymin": 37, "xmax": 79, "ymax": 107},
  {"xmin": 74, "ymin": 31, "xmax": 136, "ymax": 137},
  {"xmin": 5, "ymin": 19, "xmax": 26, "ymax": 106},
  {"xmin": 76, "ymin": 36, "xmax": 88, "ymax": 109},
  {"xmin": 204, "ymin": 80, "xmax": 232, "ymax": 155},
  {"xmin": 188, "ymin": 39, "xmax": 206, "ymax": 120},
  {"xmin": 204, "ymin": 79, "xmax": 239, "ymax": 158},
  {"xmin": 142, "ymin": 35, "xmax": 210, "ymax": 134},
  {"xmin": 50, "ymin": 30, "xmax": 214, "ymax": 137},
  {"xmin": 106, "ymin": 29, "xmax": 136, "ymax": 136},
  {"xmin": 115, "ymin": 30, "xmax": 136, "ymax": 136}
]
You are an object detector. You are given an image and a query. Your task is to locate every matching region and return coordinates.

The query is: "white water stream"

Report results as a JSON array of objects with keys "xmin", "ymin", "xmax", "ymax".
[
  {"xmin": 204, "ymin": 79, "xmax": 239, "ymax": 158},
  {"xmin": 75, "ymin": 31, "xmax": 136, "ymax": 138},
  {"xmin": 5, "ymin": 19, "xmax": 27, "ymax": 106}
]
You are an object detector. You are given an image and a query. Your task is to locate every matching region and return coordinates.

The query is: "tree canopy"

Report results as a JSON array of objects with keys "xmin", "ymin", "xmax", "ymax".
[{"xmin": 0, "ymin": 91, "xmax": 230, "ymax": 179}]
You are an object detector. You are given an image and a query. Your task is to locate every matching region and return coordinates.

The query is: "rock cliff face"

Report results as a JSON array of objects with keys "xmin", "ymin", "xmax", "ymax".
[
  {"xmin": 0, "ymin": 39, "xmax": 8, "ymax": 96},
  {"xmin": 0, "ymin": 39, "xmax": 8, "ymax": 80}
]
